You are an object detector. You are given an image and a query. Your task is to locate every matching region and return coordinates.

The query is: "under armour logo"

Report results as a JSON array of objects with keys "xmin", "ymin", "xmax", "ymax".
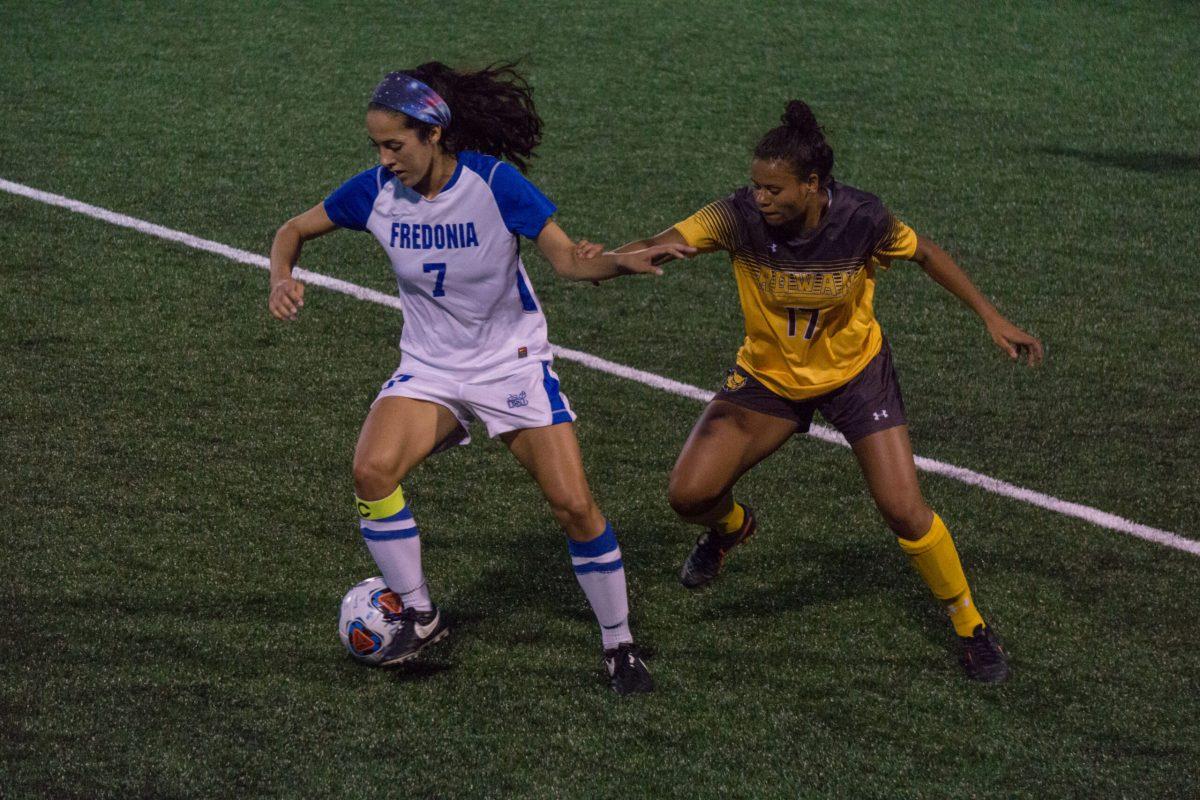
[
  {"xmin": 872, "ymin": 409, "xmax": 889, "ymax": 421},
  {"xmin": 769, "ymin": 243, "xmax": 778, "ymax": 253}
]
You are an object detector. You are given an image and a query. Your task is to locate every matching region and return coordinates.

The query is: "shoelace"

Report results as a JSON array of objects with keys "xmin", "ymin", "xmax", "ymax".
[
  {"xmin": 384, "ymin": 607, "xmax": 422, "ymax": 626},
  {"xmin": 609, "ymin": 643, "xmax": 650, "ymax": 662}
]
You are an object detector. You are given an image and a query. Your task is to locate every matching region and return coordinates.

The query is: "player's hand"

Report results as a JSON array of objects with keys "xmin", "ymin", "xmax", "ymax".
[
  {"xmin": 614, "ymin": 243, "xmax": 697, "ymax": 276},
  {"xmin": 575, "ymin": 239, "xmax": 605, "ymax": 260},
  {"xmin": 986, "ymin": 316, "xmax": 1044, "ymax": 366},
  {"xmin": 269, "ymin": 277, "xmax": 306, "ymax": 321}
]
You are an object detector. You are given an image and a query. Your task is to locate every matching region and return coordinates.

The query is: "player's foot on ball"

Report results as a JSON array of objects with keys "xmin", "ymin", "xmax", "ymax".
[
  {"xmin": 958, "ymin": 623, "xmax": 1010, "ymax": 684},
  {"xmin": 679, "ymin": 505, "xmax": 757, "ymax": 589},
  {"xmin": 378, "ymin": 605, "xmax": 449, "ymax": 667},
  {"xmin": 604, "ymin": 643, "xmax": 653, "ymax": 696}
]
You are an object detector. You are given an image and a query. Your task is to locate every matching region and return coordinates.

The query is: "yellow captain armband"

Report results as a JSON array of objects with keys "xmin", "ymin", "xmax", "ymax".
[{"xmin": 355, "ymin": 484, "xmax": 407, "ymax": 520}]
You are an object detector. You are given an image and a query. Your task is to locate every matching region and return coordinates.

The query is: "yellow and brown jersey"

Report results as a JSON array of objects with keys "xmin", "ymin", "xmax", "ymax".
[{"xmin": 674, "ymin": 180, "xmax": 917, "ymax": 400}]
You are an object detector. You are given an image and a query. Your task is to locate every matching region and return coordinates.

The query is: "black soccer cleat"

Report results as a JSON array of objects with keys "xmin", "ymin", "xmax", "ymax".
[
  {"xmin": 604, "ymin": 643, "xmax": 654, "ymax": 696},
  {"xmin": 679, "ymin": 505, "xmax": 757, "ymax": 589},
  {"xmin": 958, "ymin": 623, "xmax": 1010, "ymax": 684},
  {"xmin": 378, "ymin": 605, "xmax": 449, "ymax": 667}
]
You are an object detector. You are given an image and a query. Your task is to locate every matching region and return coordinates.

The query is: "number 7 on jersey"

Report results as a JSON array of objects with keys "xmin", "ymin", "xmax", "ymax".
[{"xmin": 423, "ymin": 262, "xmax": 447, "ymax": 298}]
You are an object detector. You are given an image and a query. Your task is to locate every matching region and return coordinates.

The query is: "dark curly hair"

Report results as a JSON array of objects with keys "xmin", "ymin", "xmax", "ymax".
[
  {"xmin": 369, "ymin": 61, "xmax": 544, "ymax": 173},
  {"xmin": 753, "ymin": 100, "xmax": 835, "ymax": 186}
]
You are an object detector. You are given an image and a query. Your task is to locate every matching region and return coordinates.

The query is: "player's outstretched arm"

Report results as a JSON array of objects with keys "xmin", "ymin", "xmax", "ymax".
[
  {"xmin": 910, "ymin": 235, "xmax": 1045, "ymax": 366},
  {"xmin": 535, "ymin": 221, "xmax": 695, "ymax": 283},
  {"xmin": 606, "ymin": 226, "xmax": 697, "ymax": 255},
  {"xmin": 268, "ymin": 203, "xmax": 339, "ymax": 321}
]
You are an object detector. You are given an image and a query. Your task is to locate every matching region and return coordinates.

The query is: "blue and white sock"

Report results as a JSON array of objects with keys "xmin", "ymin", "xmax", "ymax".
[
  {"xmin": 358, "ymin": 495, "xmax": 432, "ymax": 612},
  {"xmin": 567, "ymin": 521, "xmax": 632, "ymax": 651}
]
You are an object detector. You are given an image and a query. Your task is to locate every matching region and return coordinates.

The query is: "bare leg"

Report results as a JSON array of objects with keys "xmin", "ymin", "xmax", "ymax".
[
  {"xmin": 503, "ymin": 423, "xmax": 645, "ymax": 673},
  {"xmin": 668, "ymin": 400, "xmax": 800, "ymax": 527},
  {"xmin": 852, "ymin": 426, "xmax": 999, "ymax": 675},
  {"xmin": 849, "ymin": 425, "xmax": 933, "ymax": 539},
  {"xmin": 353, "ymin": 397, "xmax": 463, "ymax": 500},
  {"xmin": 501, "ymin": 422, "xmax": 605, "ymax": 541},
  {"xmin": 350, "ymin": 396, "xmax": 462, "ymax": 623}
]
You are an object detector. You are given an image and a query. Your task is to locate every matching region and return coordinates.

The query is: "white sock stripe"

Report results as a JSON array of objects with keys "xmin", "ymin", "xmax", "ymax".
[
  {"xmin": 571, "ymin": 549, "xmax": 623, "ymax": 567},
  {"xmin": 359, "ymin": 517, "xmax": 418, "ymax": 533}
]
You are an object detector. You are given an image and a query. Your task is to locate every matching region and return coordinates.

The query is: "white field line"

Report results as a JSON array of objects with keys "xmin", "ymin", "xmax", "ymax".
[{"xmin": 4, "ymin": 176, "xmax": 1197, "ymax": 557}]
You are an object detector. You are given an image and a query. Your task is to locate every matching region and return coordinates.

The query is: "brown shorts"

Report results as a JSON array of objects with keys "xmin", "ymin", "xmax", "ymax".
[{"xmin": 713, "ymin": 339, "xmax": 907, "ymax": 444}]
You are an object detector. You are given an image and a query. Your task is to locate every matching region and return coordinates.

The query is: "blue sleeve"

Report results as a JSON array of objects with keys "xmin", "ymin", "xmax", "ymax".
[
  {"xmin": 487, "ymin": 162, "xmax": 557, "ymax": 239},
  {"xmin": 323, "ymin": 167, "xmax": 384, "ymax": 231}
]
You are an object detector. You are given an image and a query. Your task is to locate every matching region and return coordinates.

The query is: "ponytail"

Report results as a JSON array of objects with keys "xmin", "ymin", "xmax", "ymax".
[
  {"xmin": 369, "ymin": 61, "xmax": 543, "ymax": 173},
  {"xmin": 753, "ymin": 100, "xmax": 834, "ymax": 185}
]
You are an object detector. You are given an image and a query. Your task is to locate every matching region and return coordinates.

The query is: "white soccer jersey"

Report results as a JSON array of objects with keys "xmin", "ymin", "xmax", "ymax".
[{"xmin": 323, "ymin": 151, "xmax": 556, "ymax": 379}]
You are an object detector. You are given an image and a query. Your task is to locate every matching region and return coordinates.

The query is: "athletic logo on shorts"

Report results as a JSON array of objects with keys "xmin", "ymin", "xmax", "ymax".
[
  {"xmin": 723, "ymin": 370, "xmax": 747, "ymax": 392},
  {"xmin": 507, "ymin": 391, "xmax": 530, "ymax": 409},
  {"xmin": 383, "ymin": 374, "xmax": 414, "ymax": 390}
]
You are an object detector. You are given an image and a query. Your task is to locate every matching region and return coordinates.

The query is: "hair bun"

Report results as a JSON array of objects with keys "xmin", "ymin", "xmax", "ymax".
[
  {"xmin": 781, "ymin": 100, "xmax": 820, "ymax": 135},
  {"xmin": 755, "ymin": 99, "xmax": 833, "ymax": 182}
]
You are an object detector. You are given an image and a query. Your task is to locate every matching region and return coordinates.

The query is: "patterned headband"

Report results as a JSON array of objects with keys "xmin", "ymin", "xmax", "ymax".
[{"xmin": 370, "ymin": 72, "xmax": 452, "ymax": 128}]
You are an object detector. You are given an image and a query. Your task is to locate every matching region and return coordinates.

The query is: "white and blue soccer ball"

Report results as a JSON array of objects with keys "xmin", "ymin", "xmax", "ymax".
[{"xmin": 338, "ymin": 576, "xmax": 404, "ymax": 665}]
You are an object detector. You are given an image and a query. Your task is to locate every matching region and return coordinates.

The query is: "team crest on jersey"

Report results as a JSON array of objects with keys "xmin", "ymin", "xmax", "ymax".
[
  {"xmin": 723, "ymin": 370, "xmax": 747, "ymax": 392},
  {"xmin": 507, "ymin": 391, "xmax": 529, "ymax": 409},
  {"xmin": 369, "ymin": 588, "xmax": 404, "ymax": 616}
]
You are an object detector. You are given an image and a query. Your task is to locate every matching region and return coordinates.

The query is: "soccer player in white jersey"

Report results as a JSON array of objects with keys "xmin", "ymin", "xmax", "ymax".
[{"xmin": 267, "ymin": 62, "xmax": 692, "ymax": 695}]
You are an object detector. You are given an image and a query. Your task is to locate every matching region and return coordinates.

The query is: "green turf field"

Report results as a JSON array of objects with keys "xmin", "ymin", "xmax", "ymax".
[{"xmin": 3, "ymin": 1, "xmax": 1199, "ymax": 797}]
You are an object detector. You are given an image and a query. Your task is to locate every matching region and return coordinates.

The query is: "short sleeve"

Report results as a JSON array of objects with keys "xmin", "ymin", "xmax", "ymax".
[
  {"xmin": 487, "ymin": 162, "xmax": 557, "ymax": 239},
  {"xmin": 673, "ymin": 198, "xmax": 741, "ymax": 252},
  {"xmin": 872, "ymin": 212, "xmax": 918, "ymax": 260},
  {"xmin": 323, "ymin": 167, "xmax": 385, "ymax": 232}
]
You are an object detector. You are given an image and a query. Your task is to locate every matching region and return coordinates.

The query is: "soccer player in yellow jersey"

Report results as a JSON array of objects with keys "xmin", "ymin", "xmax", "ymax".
[{"xmin": 598, "ymin": 100, "xmax": 1043, "ymax": 683}]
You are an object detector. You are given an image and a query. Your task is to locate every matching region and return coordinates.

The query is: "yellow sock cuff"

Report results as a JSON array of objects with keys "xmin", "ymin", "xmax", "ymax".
[
  {"xmin": 897, "ymin": 514, "xmax": 948, "ymax": 556},
  {"xmin": 897, "ymin": 514, "xmax": 968, "ymax": 601},
  {"xmin": 355, "ymin": 484, "xmax": 406, "ymax": 520},
  {"xmin": 714, "ymin": 502, "xmax": 746, "ymax": 536}
]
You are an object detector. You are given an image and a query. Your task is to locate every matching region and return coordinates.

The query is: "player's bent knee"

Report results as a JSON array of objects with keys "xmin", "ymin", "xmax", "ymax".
[
  {"xmin": 667, "ymin": 476, "xmax": 723, "ymax": 521},
  {"xmin": 352, "ymin": 455, "xmax": 401, "ymax": 500},
  {"xmin": 878, "ymin": 498, "xmax": 933, "ymax": 539},
  {"xmin": 549, "ymin": 493, "xmax": 598, "ymax": 531}
]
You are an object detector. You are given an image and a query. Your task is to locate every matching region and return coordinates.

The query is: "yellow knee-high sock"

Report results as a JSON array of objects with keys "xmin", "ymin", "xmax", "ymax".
[
  {"xmin": 897, "ymin": 514, "xmax": 985, "ymax": 637},
  {"xmin": 713, "ymin": 502, "xmax": 746, "ymax": 536}
]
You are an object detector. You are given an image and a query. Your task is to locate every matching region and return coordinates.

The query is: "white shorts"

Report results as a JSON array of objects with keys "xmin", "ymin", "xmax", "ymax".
[{"xmin": 372, "ymin": 359, "xmax": 577, "ymax": 448}]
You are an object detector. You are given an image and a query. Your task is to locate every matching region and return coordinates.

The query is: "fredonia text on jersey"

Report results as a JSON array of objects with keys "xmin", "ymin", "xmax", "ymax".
[{"xmin": 390, "ymin": 222, "xmax": 481, "ymax": 250}]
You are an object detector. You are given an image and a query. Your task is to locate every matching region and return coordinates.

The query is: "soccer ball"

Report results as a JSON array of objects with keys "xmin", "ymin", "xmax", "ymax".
[{"xmin": 338, "ymin": 576, "xmax": 404, "ymax": 665}]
